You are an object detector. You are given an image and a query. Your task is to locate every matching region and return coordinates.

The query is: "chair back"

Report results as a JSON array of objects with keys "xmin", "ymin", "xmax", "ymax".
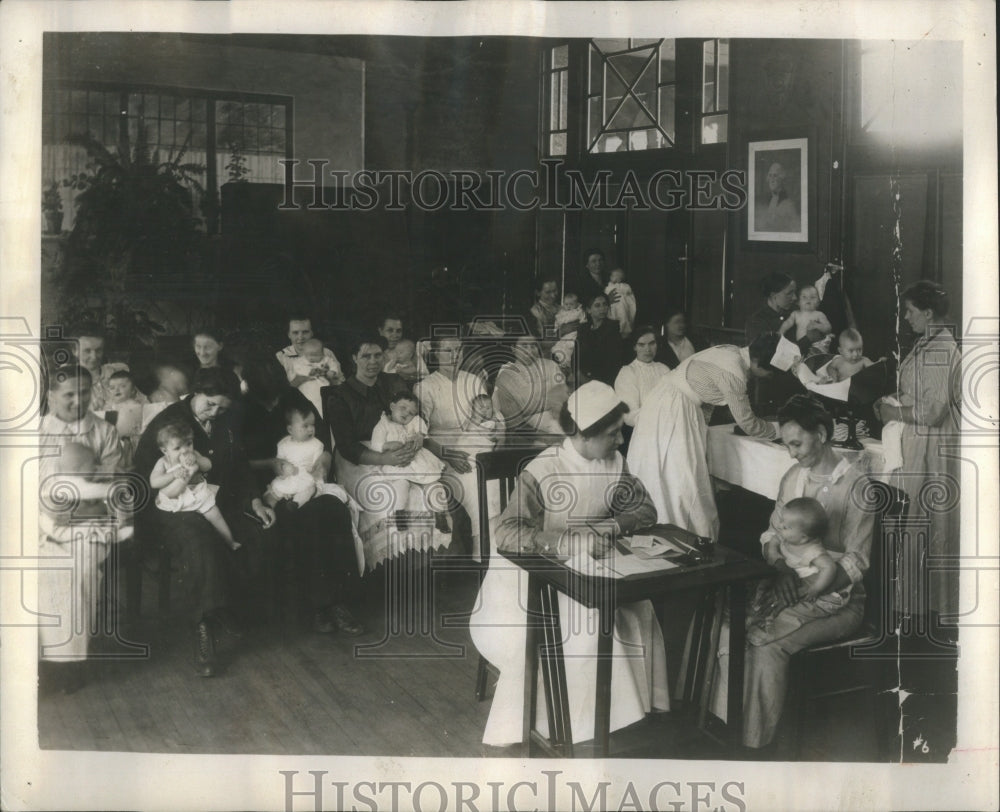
[
  {"xmin": 858, "ymin": 478, "xmax": 909, "ymax": 632},
  {"xmin": 474, "ymin": 445, "xmax": 543, "ymax": 565}
]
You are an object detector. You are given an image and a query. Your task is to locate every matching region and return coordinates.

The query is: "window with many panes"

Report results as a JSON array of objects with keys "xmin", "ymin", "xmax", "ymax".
[
  {"xmin": 42, "ymin": 83, "xmax": 292, "ymax": 232},
  {"xmin": 542, "ymin": 44, "xmax": 569, "ymax": 156},
  {"xmin": 586, "ymin": 38, "xmax": 676, "ymax": 154},
  {"xmin": 700, "ymin": 39, "xmax": 729, "ymax": 145}
]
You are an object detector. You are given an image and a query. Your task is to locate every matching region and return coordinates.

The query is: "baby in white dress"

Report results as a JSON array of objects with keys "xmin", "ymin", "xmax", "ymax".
[
  {"xmin": 458, "ymin": 394, "xmax": 502, "ymax": 450},
  {"xmin": 551, "ymin": 292, "xmax": 586, "ymax": 368},
  {"xmin": 370, "ymin": 392, "xmax": 445, "ymax": 486},
  {"xmin": 149, "ymin": 420, "xmax": 239, "ymax": 550},
  {"xmin": 604, "ymin": 268, "xmax": 638, "ymax": 338},
  {"xmin": 289, "ymin": 338, "xmax": 345, "ymax": 413},
  {"xmin": 265, "ymin": 406, "xmax": 334, "ymax": 508}
]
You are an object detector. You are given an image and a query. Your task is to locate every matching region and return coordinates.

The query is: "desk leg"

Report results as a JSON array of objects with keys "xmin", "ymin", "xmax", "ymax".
[
  {"xmin": 594, "ymin": 599, "xmax": 613, "ymax": 755},
  {"xmin": 523, "ymin": 572, "xmax": 541, "ymax": 757},
  {"xmin": 727, "ymin": 583, "xmax": 747, "ymax": 747}
]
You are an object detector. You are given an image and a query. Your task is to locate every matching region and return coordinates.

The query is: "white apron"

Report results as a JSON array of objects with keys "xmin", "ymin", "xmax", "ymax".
[
  {"xmin": 627, "ymin": 351, "xmax": 719, "ymax": 538},
  {"xmin": 471, "ymin": 441, "xmax": 669, "ymax": 746}
]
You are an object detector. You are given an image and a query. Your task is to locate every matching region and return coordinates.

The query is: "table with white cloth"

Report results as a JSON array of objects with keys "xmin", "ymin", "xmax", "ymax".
[{"xmin": 706, "ymin": 423, "xmax": 886, "ymax": 500}]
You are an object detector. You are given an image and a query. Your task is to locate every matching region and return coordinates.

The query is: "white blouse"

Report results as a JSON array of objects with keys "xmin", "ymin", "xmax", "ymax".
[{"xmin": 614, "ymin": 358, "xmax": 671, "ymax": 426}]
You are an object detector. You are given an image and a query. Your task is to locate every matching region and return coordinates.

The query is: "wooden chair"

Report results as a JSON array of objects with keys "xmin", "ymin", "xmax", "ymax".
[
  {"xmin": 784, "ymin": 479, "xmax": 909, "ymax": 760},
  {"xmin": 471, "ymin": 445, "xmax": 543, "ymax": 700}
]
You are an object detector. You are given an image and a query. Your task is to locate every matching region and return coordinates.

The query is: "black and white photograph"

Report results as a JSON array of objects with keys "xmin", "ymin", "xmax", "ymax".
[{"xmin": 1, "ymin": 2, "xmax": 997, "ymax": 811}]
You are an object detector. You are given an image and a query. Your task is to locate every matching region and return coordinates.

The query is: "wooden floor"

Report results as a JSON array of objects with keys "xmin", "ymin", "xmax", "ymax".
[{"xmin": 37, "ymin": 528, "xmax": 955, "ymax": 761}]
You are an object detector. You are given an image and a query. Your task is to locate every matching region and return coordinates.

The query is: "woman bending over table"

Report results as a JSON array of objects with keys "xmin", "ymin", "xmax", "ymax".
[
  {"xmin": 471, "ymin": 381, "xmax": 669, "ymax": 746},
  {"xmin": 627, "ymin": 333, "xmax": 782, "ymax": 539}
]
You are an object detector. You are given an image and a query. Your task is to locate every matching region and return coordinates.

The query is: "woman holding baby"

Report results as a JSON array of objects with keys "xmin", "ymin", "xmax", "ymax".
[
  {"xmin": 711, "ymin": 394, "xmax": 877, "ymax": 750},
  {"xmin": 134, "ymin": 367, "xmax": 275, "ymax": 677},
  {"xmin": 241, "ymin": 356, "xmax": 365, "ymax": 637}
]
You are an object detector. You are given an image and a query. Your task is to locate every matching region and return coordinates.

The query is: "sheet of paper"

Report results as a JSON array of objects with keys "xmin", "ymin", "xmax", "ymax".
[
  {"xmin": 804, "ymin": 378, "xmax": 851, "ymax": 402},
  {"xmin": 628, "ymin": 534, "xmax": 657, "ymax": 549},
  {"xmin": 605, "ymin": 550, "xmax": 679, "ymax": 576},
  {"xmin": 770, "ymin": 335, "xmax": 802, "ymax": 372}
]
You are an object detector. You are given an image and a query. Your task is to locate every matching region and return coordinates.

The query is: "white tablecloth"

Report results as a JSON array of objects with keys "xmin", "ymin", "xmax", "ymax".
[{"xmin": 706, "ymin": 423, "xmax": 886, "ymax": 500}]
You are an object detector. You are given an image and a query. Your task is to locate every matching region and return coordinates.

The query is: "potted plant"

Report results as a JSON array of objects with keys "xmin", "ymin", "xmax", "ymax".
[
  {"xmin": 59, "ymin": 122, "xmax": 208, "ymax": 354},
  {"xmin": 42, "ymin": 181, "xmax": 63, "ymax": 234}
]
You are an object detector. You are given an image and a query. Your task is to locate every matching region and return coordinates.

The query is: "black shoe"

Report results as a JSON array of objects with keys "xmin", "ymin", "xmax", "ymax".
[
  {"xmin": 311, "ymin": 607, "xmax": 335, "ymax": 634},
  {"xmin": 195, "ymin": 619, "xmax": 216, "ymax": 677},
  {"xmin": 331, "ymin": 605, "xmax": 365, "ymax": 636}
]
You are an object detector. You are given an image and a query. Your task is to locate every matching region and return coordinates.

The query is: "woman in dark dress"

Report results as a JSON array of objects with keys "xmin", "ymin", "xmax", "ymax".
[
  {"xmin": 241, "ymin": 355, "xmax": 365, "ymax": 637},
  {"xmin": 576, "ymin": 292, "xmax": 625, "ymax": 386},
  {"xmin": 133, "ymin": 368, "xmax": 275, "ymax": 677}
]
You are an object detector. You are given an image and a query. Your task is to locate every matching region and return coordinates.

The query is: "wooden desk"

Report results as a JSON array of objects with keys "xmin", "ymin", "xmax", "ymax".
[{"xmin": 501, "ymin": 531, "xmax": 773, "ymax": 757}]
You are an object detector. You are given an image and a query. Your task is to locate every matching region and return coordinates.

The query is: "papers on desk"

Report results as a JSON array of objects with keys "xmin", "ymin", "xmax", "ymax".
[{"xmin": 563, "ymin": 547, "xmax": 679, "ymax": 580}]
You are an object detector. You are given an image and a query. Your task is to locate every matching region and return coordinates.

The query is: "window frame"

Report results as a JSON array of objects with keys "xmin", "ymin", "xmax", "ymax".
[
  {"xmin": 43, "ymin": 79, "xmax": 294, "ymax": 233},
  {"xmin": 698, "ymin": 38, "xmax": 730, "ymax": 146}
]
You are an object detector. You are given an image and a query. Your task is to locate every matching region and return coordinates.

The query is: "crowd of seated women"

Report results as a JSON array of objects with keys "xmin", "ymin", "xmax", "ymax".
[{"xmin": 39, "ymin": 269, "xmax": 960, "ymax": 759}]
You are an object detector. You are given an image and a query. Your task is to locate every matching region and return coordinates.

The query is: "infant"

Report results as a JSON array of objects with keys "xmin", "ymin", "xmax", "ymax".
[
  {"xmin": 39, "ymin": 442, "xmax": 133, "ymax": 542},
  {"xmin": 461, "ymin": 393, "xmax": 502, "ymax": 448},
  {"xmin": 149, "ymin": 363, "xmax": 189, "ymax": 404},
  {"xmin": 749, "ymin": 497, "xmax": 843, "ymax": 643},
  {"xmin": 291, "ymin": 338, "xmax": 345, "ymax": 413},
  {"xmin": 370, "ymin": 392, "xmax": 445, "ymax": 485},
  {"xmin": 143, "ymin": 363, "xmax": 190, "ymax": 433},
  {"xmin": 383, "ymin": 338, "xmax": 426, "ymax": 383},
  {"xmin": 105, "ymin": 370, "xmax": 147, "ymax": 468},
  {"xmin": 825, "ymin": 328, "xmax": 880, "ymax": 382},
  {"xmin": 265, "ymin": 406, "xmax": 335, "ymax": 508},
  {"xmin": 604, "ymin": 268, "xmax": 637, "ymax": 338},
  {"xmin": 149, "ymin": 420, "xmax": 239, "ymax": 551},
  {"xmin": 781, "ymin": 285, "xmax": 832, "ymax": 343},
  {"xmin": 551, "ymin": 292, "xmax": 586, "ymax": 368}
]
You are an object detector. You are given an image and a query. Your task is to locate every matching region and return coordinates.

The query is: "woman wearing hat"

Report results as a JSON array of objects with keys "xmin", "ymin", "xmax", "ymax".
[
  {"xmin": 627, "ymin": 334, "xmax": 782, "ymax": 540},
  {"xmin": 471, "ymin": 381, "xmax": 670, "ymax": 747}
]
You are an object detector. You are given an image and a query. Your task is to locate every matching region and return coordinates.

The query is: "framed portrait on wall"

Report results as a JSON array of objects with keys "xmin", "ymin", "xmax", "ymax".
[{"xmin": 748, "ymin": 137, "xmax": 808, "ymax": 243}]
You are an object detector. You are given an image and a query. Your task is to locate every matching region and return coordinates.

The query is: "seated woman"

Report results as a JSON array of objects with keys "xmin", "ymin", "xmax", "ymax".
[
  {"xmin": 614, "ymin": 325, "xmax": 670, "ymax": 428},
  {"xmin": 575, "ymin": 292, "xmax": 625, "ymax": 386},
  {"xmin": 241, "ymin": 356, "xmax": 365, "ymax": 636},
  {"xmin": 413, "ymin": 333, "xmax": 498, "ymax": 557},
  {"xmin": 326, "ymin": 336, "xmax": 450, "ymax": 570},
  {"xmin": 492, "ymin": 335, "xmax": 567, "ymax": 441},
  {"xmin": 528, "ymin": 276, "xmax": 560, "ymax": 354},
  {"xmin": 38, "ymin": 364, "xmax": 128, "ymax": 692},
  {"xmin": 628, "ymin": 333, "xmax": 782, "ymax": 539},
  {"xmin": 657, "ymin": 309, "xmax": 706, "ymax": 370},
  {"xmin": 134, "ymin": 368, "xmax": 275, "ymax": 677},
  {"xmin": 471, "ymin": 381, "xmax": 669, "ymax": 746},
  {"xmin": 711, "ymin": 395, "xmax": 875, "ymax": 749}
]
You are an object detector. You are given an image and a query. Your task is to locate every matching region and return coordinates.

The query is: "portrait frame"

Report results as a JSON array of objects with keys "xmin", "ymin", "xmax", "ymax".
[{"xmin": 747, "ymin": 136, "xmax": 809, "ymax": 243}]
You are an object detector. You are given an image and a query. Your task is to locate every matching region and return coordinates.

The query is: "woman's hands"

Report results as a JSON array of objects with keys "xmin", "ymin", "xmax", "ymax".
[
  {"xmin": 559, "ymin": 519, "xmax": 618, "ymax": 558},
  {"xmin": 768, "ymin": 564, "xmax": 801, "ymax": 612},
  {"xmin": 250, "ymin": 498, "xmax": 276, "ymax": 529},
  {"xmin": 382, "ymin": 444, "xmax": 420, "ymax": 467},
  {"xmin": 443, "ymin": 447, "xmax": 472, "ymax": 474}
]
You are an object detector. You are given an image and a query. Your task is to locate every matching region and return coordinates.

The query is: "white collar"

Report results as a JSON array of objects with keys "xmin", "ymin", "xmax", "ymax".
[{"xmin": 42, "ymin": 411, "xmax": 97, "ymax": 435}]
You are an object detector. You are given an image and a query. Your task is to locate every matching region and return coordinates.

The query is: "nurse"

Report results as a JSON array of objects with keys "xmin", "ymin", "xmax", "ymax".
[{"xmin": 471, "ymin": 381, "xmax": 670, "ymax": 746}]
